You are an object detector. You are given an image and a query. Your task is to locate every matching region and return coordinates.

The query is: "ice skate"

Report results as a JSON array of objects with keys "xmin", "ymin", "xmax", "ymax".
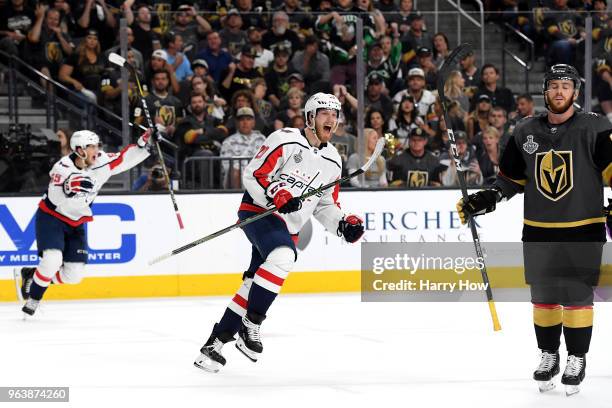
[
  {"xmin": 22, "ymin": 298, "xmax": 40, "ymax": 316},
  {"xmin": 15, "ymin": 267, "xmax": 35, "ymax": 302},
  {"xmin": 561, "ymin": 354, "xmax": 586, "ymax": 396},
  {"xmin": 194, "ymin": 334, "xmax": 227, "ymax": 373},
  {"xmin": 533, "ymin": 350, "xmax": 560, "ymax": 392},
  {"xmin": 236, "ymin": 313, "xmax": 265, "ymax": 362}
]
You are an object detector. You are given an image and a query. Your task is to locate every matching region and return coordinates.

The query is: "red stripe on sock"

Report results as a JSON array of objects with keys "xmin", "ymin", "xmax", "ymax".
[
  {"xmin": 256, "ymin": 267, "xmax": 285, "ymax": 286},
  {"xmin": 533, "ymin": 303, "xmax": 561, "ymax": 309},
  {"xmin": 55, "ymin": 271, "xmax": 64, "ymax": 284},
  {"xmin": 563, "ymin": 305, "xmax": 593, "ymax": 310},
  {"xmin": 232, "ymin": 294, "xmax": 247, "ymax": 309},
  {"xmin": 35, "ymin": 269, "xmax": 52, "ymax": 283}
]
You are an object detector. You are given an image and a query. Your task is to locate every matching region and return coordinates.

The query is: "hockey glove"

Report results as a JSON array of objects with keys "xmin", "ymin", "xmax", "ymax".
[
  {"xmin": 137, "ymin": 128, "xmax": 160, "ymax": 148},
  {"xmin": 273, "ymin": 189, "xmax": 302, "ymax": 214},
  {"xmin": 63, "ymin": 174, "xmax": 94, "ymax": 197},
  {"xmin": 338, "ymin": 214, "xmax": 365, "ymax": 243},
  {"xmin": 456, "ymin": 188, "xmax": 500, "ymax": 225},
  {"xmin": 606, "ymin": 199, "xmax": 612, "ymax": 239}
]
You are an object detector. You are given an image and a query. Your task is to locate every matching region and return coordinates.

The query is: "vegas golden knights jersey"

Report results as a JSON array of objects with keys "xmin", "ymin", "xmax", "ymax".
[{"xmin": 495, "ymin": 112, "xmax": 612, "ymax": 241}]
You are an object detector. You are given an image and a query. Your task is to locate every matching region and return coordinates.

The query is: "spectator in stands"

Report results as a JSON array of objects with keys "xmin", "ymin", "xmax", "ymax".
[
  {"xmin": 387, "ymin": 127, "xmax": 441, "ymax": 187},
  {"xmin": 290, "ymin": 34, "xmax": 331, "ymax": 94},
  {"xmin": 133, "ymin": 163, "xmax": 171, "ymax": 192},
  {"xmin": 172, "ymin": 4, "xmax": 211, "ymax": 60},
  {"xmin": 472, "ymin": 64, "xmax": 516, "ymax": 114},
  {"xmin": 138, "ymin": 70, "xmax": 184, "ymax": 140},
  {"xmin": 163, "ymin": 31, "xmax": 193, "ymax": 82},
  {"xmin": 75, "ymin": 0, "xmax": 116, "ymax": 50},
  {"xmin": 365, "ymin": 107, "xmax": 388, "ymax": 139},
  {"xmin": 235, "ymin": 0, "xmax": 268, "ymax": 31},
  {"xmin": 251, "ymin": 77, "xmax": 275, "ymax": 131},
  {"xmin": 178, "ymin": 59, "xmax": 217, "ymax": 105},
  {"xmin": 379, "ymin": 34, "xmax": 402, "ymax": 91},
  {"xmin": 432, "ymin": 32, "xmax": 450, "ymax": 67},
  {"xmin": 543, "ymin": 0, "xmax": 585, "ymax": 66},
  {"xmin": 459, "ymin": 49, "xmax": 480, "ymax": 99},
  {"xmin": 264, "ymin": 43, "xmax": 295, "ymax": 108},
  {"xmin": 485, "ymin": 106, "xmax": 512, "ymax": 155},
  {"xmin": 101, "ymin": 49, "xmax": 144, "ymax": 116},
  {"xmin": 278, "ymin": 0, "xmax": 314, "ymax": 35},
  {"xmin": 247, "ymin": 26, "xmax": 274, "ymax": 69},
  {"xmin": 347, "ymin": 128, "xmax": 388, "ymax": 187},
  {"xmin": 477, "ymin": 126, "xmax": 500, "ymax": 186},
  {"xmin": 274, "ymin": 88, "xmax": 304, "ymax": 129},
  {"xmin": 105, "ymin": 27, "xmax": 144, "ymax": 73},
  {"xmin": 375, "ymin": 0, "xmax": 400, "ymax": 18},
  {"xmin": 400, "ymin": 12, "xmax": 431, "ymax": 71},
  {"xmin": 331, "ymin": 111, "xmax": 356, "ymax": 171},
  {"xmin": 428, "ymin": 106, "xmax": 450, "ymax": 156},
  {"xmin": 357, "ymin": 0, "xmax": 387, "ymax": 38},
  {"xmin": 415, "ymin": 46, "xmax": 438, "ymax": 90},
  {"xmin": 0, "ymin": 0, "xmax": 35, "ymax": 57},
  {"xmin": 176, "ymin": 92, "xmax": 227, "ymax": 158},
  {"xmin": 225, "ymin": 89, "xmax": 268, "ymax": 134},
  {"xmin": 444, "ymin": 70, "xmax": 470, "ymax": 113},
  {"xmin": 467, "ymin": 94, "xmax": 492, "ymax": 140},
  {"xmin": 27, "ymin": 6, "xmax": 74, "ymax": 87},
  {"xmin": 388, "ymin": 94, "xmax": 419, "ymax": 148},
  {"xmin": 57, "ymin": 128, "xmax": 72, "ymax": 157},
  {"xmin": 59, "ymin": 29, "xmax": 104, "ymax": 104},
  {"xmin": 220, "ymin": 45, "xmax": 263, "ymax": 100},
  {"xmin": 392, "ymin": 67, "xmax": 436, "ymax": 117},
  {"xmin": 194, "ymin": 30, "xmax": 232, "ymax": 83},
  {"xmin": 124, "ymin": 3, "xmax": 159, "ymax": 66},
  {"xmin": 220, "ymin": 106, "xmax": 266, "ymax": 188},
  {"xmin": 145, "ymin": 49, "xmax": 180, "ymax": 95},
  {"xmin": 385, "ymin": 0, "xmax": 415, "ymax": 37},
  {"xmin": 191, "ymin": 75, "xmax": 226, "ymax": 121},
  {"xmin": 513, "ymin": 93, "xmax": 536, "ymax": 120},
  {"xmin": 333, "ymin": 83, "xmax": 358, "ymax": 133},
  {"xmin": 365, "ymin": 73, "xmax": 394, "ymax": 119},
  {"xmin": 262, "ymin": 11, "xmax": 301, "ymax": 55},
  {"xmin": 52, "ymin": 0, "xmax": 77, "ymax": 36},
  {"xmin": 220, "ymin": 9, "xmax": 248, "ymax": 58},
  {"xmin": 367, "ymin": 40, "xmax": 396, "ymax": 92},
  {"xmin": 439, "ymin": 130, "xmax": 482, "ymax": 187},
  {"xmin": 291, "ymin": 114, "xmax": 305, "ymax": 129},
  {"xmin": 594, "ymin": 51, "xmax": 612, "ymax": 122}
]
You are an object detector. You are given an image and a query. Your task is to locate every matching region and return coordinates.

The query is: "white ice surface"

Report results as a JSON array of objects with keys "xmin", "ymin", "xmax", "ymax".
[{"xmin": 1, "ymin": 294, "xmax": 612, "ymax": 408}]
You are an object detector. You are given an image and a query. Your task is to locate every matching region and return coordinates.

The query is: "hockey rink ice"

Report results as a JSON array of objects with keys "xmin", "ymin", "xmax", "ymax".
[{"xmin": 1, "ymin": 294, "xmax": 612, "ymax": 408}]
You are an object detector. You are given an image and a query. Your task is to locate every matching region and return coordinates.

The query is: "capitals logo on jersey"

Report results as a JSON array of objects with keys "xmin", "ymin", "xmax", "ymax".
[{"xmin": 535, "ymin": 150, "xmax": 573, "ymax": 201}]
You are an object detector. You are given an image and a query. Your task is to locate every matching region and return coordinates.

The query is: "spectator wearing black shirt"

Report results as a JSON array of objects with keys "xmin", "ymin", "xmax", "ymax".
[
  {"xmin": 74, "ymin": 0, "xmax": 117, "ymax": 50},
  {"xmin": 219, "ymin": 9, "xmax": 248, "ymax": 59},
  {"xmin": 0, "ymin": 0, "xmax": 35, "ymax": 57},
  {"xmin": 176, "ymin": 92, "xmax": 227, "ymax": 159},
  {"xmin": 290, "ymin": 34, "xmax": 331, "ymax": 94},
  {"xmin": 476, "ymin": 126, "xmax": 500, "ymax": 186},
  {"xmin": 399, "ymin": 12, "xmax": 431, "ymax": 71},
  {"xmin": 138, "ymin": 69, "xmax": 184, "ymax": 141},
  {"xmin": 387, "ymin": 127, "xmax": 441, "ymax": 187},
  {"xmin": 366, "ymin": 40, "xmax": 396, "ymax": 92},
  {"xmin": 471, "ymin": 63, "xmax": 516, "ymax": 114},
  {"xmin": 264, "ymin": 44, "xmax": 295, "ymax": 108},
  {"xmin": 59, "ymin": 29, "xmax": 105, "ymax": 104},
  {"xmin": 104, "ymin": 27, "xmax": 144, "ymax": 73},
  {"xmin": 277, "ymin": 0, "xmax": 314, "ymax": 35},
  {"xmin": 274, "ymin": 87, "xmax": 304, "ymax": 129},
  {"xmin": 459, "ymin": 49, "xmax": 480, "ymax": 99},
  {"xmin": 220, "ymin": 45, "xmax": 263, "ymax": 100},
  {"xmin": 365, "ymin": 73, "xmax": 394, "ymax": 119},
  {"xmin": 172, "ymin": 4, "xmax": 211, "ymax": 61},
  {"xmin": 262, "ymin": 11, "xmax": 301, "ymax": 55},
  {"xmin": 234, "ymin": 0, "xmax": 268, "ymax": 31},
  {"xmin": 124, "ymin": 3, "xmax": 160, "ymax": 67}
]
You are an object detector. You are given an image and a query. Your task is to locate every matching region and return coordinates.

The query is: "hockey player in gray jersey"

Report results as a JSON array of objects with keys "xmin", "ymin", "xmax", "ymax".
[
  {"xmin": 457, "ymin": 64, "xmax": 612, "ymax": 396},
  {"xmin": 15, "ymin": 129, "xmax": 157, "ymax": 316},
  {"xmin": 194, "ymin": 93, "xmax": 365, "ymax": 373}
]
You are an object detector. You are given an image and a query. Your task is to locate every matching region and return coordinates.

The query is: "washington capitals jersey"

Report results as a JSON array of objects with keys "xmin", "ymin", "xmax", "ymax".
[
  {"xmin": 241, "ymin": 127, "xmax": 345, "ymax": 235},
  {"xmin": 495, "ymin": 112, "xmax": 612, "ymax": 232},
  {"xmin": 40, "ymin": 144, "xmax": 150, "ymax": 226}
]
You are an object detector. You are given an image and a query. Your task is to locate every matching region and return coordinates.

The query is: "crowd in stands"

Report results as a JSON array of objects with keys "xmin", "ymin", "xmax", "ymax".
[{"xmin": 0, "ymin": 0, "xmax": 610, "ymax": 191}]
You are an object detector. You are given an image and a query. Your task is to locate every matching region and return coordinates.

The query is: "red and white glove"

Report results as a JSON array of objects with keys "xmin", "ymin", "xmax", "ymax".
[
  {"xmin": 267, "ymin": 181, "xmax": 302, "ymax": 214},
  {"xmin": 137, "ymin": 128, "xmax": 160, "ymax": 148},
  {"xmin": 63, "ymin": 174, "xmax": 94, "ymax": 197},
  {"xmin": 338, "ymin": 214, "xmax": 364, "ymax": 243}
]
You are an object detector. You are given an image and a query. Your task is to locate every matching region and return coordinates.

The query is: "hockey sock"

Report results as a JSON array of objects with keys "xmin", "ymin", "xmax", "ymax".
[
  {"xmin": 533, "ymin": 303, "xmax": 562, "ymax": 351},
  {"xmin": 51, "ymin": 271, "xmax": 64, "ymax": 284},
  {"xmin": 247, "ymin": 247, "xmax": 294, "ymax": 317},
  {"xmin": 563, "ymin": 306, "xmax": 593, "ymax": 355},
  {"xmin": 215, "ymin": 278, "xmax": 252, "ymax": 336},
  {"xmin": 28, "ymin": 280, "xmax": 48, "ymax": 301}
]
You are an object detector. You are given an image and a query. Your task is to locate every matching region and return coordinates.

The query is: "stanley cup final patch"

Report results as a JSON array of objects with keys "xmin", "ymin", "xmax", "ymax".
[
  {"xmin": 293, "ymin": 149, "xmax": 303, "ymax": 163},
  {"xmin": 523, "ymin": 135, "xmax": 539, "ymax": 154},
  {"xmin": 535, "ymin": 150, "xmax": 573, "ymax": 201}
]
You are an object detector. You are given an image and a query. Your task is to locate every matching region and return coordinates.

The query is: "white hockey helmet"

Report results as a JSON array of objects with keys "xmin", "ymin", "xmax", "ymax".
[
  {"xmin": 304, "ymin": 92, "xmax": 341, "ymax": 130},
  {"xmin": 70, "ymin": 130, "xmax": 100, "ymax": 152}
]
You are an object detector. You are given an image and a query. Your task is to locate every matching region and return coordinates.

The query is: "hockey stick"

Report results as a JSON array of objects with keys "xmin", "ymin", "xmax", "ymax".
[
  {"xmin": 149, "ymin": 137, "xmax": 385, "ymax": 265},
  {"xmin": 437, "ymin": 43, "xmax": 501, "ymax": 332},
  {"xmin": 108, "ymin": 52, "xmax": 185, "ymax": 230}
]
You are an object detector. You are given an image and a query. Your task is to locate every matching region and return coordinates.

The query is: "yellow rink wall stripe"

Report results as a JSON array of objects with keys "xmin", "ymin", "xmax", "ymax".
[{"xmin": 0, "ymin": 271, "xmax": 362, "ymax": 301}]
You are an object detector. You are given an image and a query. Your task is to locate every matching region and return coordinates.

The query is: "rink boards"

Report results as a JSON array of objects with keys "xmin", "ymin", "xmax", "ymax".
[{"xmin": 0, "ymin": 189, "xmax": 610, "ymax": 300}]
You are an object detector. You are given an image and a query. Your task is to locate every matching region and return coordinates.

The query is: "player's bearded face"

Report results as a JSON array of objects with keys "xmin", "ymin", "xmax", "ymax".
[
  {"xmin": 546, "ymin": 79, "xmax": 576, "ymax": 114},
  {"xmin": 314, "ymin": 109, "xmax": 338, "ymax": 142}
]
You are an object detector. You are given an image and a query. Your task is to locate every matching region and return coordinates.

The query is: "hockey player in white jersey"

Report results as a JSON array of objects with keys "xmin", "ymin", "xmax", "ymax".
[
  {"xmin": 194, "ymin": 93, "xmax": 365, "ymax": 372},
  {"xmin": 15, "ymin": 129, "xmax": 157, "ymax": 315}
]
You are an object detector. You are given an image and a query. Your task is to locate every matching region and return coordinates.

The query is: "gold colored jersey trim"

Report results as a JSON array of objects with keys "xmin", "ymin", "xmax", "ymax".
[{"xmin": 524, "ymin": 217, "xmax": 606, "ymax": 228}]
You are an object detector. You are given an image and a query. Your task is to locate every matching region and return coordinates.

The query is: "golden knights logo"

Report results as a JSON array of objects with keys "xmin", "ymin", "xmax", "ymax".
[
  {"xmin": 558, "ymin": 20, "xmax": 577, "ymax": 37},
  {"xmin": 158, "ymin": 105, "xmax": 176, "ymax": 126},
  {"xmin": 45, "ymin": 42, "xmax": 62, "ymax": 64},
  {"xmin": 407, "ymin": 170, "xmax": 428, "ymax": 187},
  {"xmin": 535, "ymin": 150, "xmax": 573, "ymax": 201}
]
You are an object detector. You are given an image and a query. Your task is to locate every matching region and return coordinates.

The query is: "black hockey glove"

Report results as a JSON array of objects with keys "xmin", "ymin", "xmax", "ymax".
[
  {"xmin": 456, "ymin": 188, "xmax": 501, "ymax": 225},
  {"xmin": 63, "ymin": 174, "xmax": 95, "ymax": 197},
  {"xmin": 338, "ymin": 214, "xmax": 365, "ymax": 243},
  {"xmin": 606, "ymin": 199, "xmax": 612, "ymax": 239}
]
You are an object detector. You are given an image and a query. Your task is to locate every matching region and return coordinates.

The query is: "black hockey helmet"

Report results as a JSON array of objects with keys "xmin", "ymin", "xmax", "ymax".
[{"xmin": 542, "ymin": 64, "xmax": 581, "ymax": 94}]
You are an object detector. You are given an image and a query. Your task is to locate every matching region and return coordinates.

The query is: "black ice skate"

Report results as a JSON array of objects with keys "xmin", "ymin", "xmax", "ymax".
[
  {"xmin": 236, "ymin": 312, "xmax": 265, "ymax": 362},
  {"xmin": 13, "ymin": 267, "xmax": 35, "ymax": 301},
  {"xmin": 561, "ymin": 354, "xmax": 586, "ymax": 396},
  {"xmin": 22, "ymin": 298, "xmax": 40, "ymax": 316},
  {"xmin": 533, "ymin": 350, "xmax": 560, "ymax": 392},
  {"xmin": 194, "ymin": 333, "xmax": 233, "ymax": 373}
]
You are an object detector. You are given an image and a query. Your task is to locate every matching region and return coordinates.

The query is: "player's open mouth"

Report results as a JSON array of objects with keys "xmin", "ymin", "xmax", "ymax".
[{"xmin": 323, "ymin": 125, "xmax": 332, "ymax": 132}]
